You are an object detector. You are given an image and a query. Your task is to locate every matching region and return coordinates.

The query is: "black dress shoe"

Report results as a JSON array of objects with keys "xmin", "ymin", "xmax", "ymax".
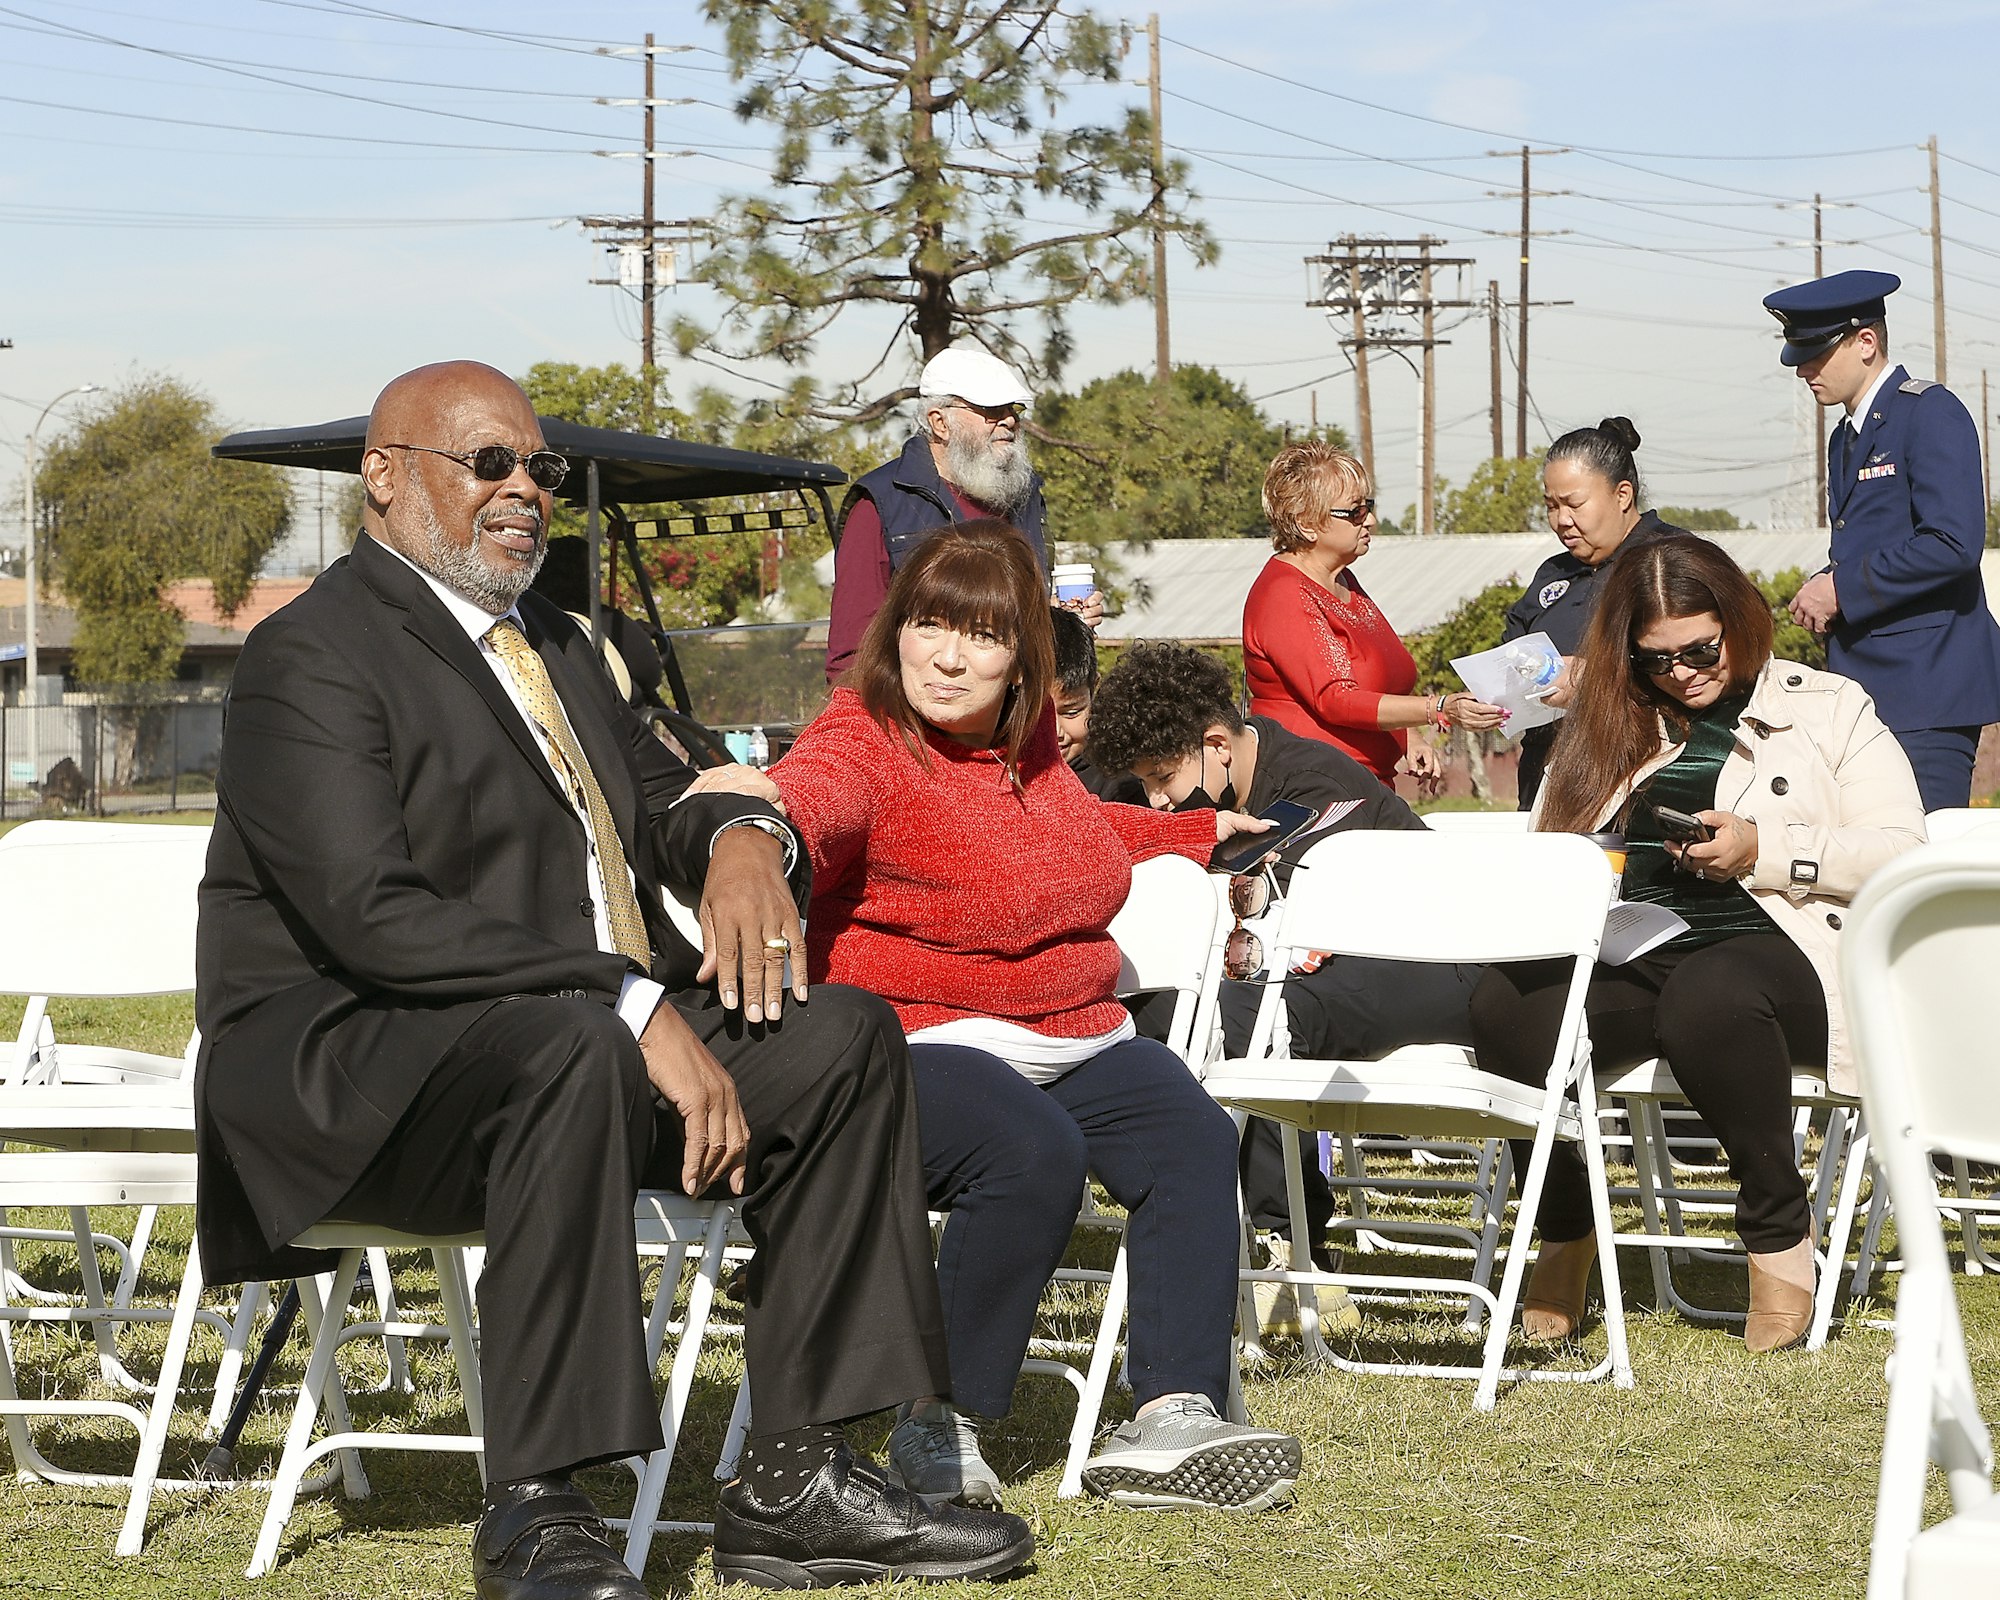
[
  {"xmin": 713, "ymin": 1442, "xmax": 1034, "ymax": 1589},
  {"xmin": 473, "ymin": 1477, "xmax": 649, "ymax": 1600}
]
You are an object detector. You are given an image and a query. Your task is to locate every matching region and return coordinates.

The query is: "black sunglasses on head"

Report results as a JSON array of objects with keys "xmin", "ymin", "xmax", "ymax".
[
  {"xmin": 380, "ymin": 442, "xmax": 570, "ymax": 491},
  {"xmin": 1630, "ymin": 636, "xmax": 1724, "ymax": 676}
]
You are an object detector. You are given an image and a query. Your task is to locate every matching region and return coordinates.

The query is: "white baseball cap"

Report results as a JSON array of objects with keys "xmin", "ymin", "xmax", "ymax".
[{"xmin": 917, "ymin": 346, "xmax": 1033, "ymax": 409}]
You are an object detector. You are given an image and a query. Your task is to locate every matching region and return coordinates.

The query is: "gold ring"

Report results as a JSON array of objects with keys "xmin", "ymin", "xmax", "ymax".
[{"xmin": 764, "ymin": 937, "xmax": 791, "ymax": 953}]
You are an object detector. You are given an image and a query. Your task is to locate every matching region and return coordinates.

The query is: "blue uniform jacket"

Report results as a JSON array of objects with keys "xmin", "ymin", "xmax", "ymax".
[{"xmin": 1824, "ymin": 364, "xmax": 2000, "ymax": 731}]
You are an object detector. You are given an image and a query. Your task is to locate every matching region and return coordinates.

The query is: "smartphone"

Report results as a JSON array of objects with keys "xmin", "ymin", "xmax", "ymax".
[
  {"xmin": 1651, "ymin": 804, "xmax": 1714, "ymax": 845},
  {"xmin": 1210, "ymin": 798, "xmax": 1318, "ymax": 876}
]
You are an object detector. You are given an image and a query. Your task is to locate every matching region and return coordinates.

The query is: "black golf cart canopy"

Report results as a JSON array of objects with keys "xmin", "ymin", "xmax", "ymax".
[{"xmin": 212, "ymin": 414, "xmax": 845, "ymax": 505}]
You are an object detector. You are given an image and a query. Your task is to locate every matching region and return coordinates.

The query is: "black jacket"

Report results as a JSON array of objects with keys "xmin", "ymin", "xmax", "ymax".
[
  {"xmin": 194, "ymin": 534, "xmax": 804, "ymax": 1282},
  {"xmin": 1240, "ymin": 716, "xmax": 1426, "ymax": 890}
]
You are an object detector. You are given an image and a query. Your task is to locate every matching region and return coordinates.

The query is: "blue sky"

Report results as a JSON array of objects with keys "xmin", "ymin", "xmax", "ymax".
[{"xmin": 6, "ymin": 0, "xmax": 2000, "ymax": 559}]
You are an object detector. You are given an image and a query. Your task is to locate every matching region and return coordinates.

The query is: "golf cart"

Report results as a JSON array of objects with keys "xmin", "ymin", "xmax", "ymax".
[{"xmin": 213, "ymin": 416, "xmax": 847, "ymax": 766}]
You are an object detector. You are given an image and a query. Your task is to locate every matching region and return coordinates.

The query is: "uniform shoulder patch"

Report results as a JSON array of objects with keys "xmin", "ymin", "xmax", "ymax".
[{"xmin": 1899, "ymin": 377, "xmax": 1938, "ymax": 395}]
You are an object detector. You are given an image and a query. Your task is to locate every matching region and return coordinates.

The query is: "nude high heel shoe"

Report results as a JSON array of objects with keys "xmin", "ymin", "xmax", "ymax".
[
  {"xmin": 1520, "ymin": 1232, "xmax": 1597, "ymax": 1343},
  {"xmin": 1744, "ymin": 1234, "xmax": 1817, "ymax": 1353}
]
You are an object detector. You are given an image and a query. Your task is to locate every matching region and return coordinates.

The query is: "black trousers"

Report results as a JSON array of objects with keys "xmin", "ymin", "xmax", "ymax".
[
  {"xmin": 1219, "ymin": 957, "xmax": 1482, "ymax": 1269},
  {"xmin": 1468, "ymin": 935, "xmax": 1828, "ymax": 1254},
  {"xmin": 908, "ymin": 1039, "xmax": 1241, "ymax": 1417},
  {"xmin": 331, "ymin": 984, "xmax": 948, "ymax": 1484}
]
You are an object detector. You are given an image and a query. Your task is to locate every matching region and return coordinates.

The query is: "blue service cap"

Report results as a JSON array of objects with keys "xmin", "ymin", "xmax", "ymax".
[{"xmin": 1762, "ymin": 269, "xmax": 1901, "ymax": 367}]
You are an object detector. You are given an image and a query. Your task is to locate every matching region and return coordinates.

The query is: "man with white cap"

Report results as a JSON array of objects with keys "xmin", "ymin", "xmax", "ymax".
[{"xmin": 826, "ymin": 346, "xmax": 1096, "ymax": 682}]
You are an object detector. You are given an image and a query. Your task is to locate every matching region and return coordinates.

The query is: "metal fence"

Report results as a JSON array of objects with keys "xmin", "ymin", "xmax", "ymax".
[{"xmin": 0, "ymin": 693, "xmax": 225, "ymax": 820}]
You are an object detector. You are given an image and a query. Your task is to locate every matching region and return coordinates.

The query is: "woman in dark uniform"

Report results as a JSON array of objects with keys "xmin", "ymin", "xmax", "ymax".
[{"xmin": 1503, "ymin": 417, "xmax": 1688, "ymax": 807}]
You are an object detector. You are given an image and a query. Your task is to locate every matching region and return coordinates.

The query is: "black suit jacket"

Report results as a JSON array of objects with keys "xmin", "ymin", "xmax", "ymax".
[{"xmin": 194, "ymin": 533, "xmax": 803, "ymax": 1282}]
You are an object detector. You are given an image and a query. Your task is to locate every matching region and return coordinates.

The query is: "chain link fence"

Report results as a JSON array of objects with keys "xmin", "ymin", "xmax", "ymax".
[{"xmin": 0, "ymin": 691, "xmax": 224, "ymax": 820}]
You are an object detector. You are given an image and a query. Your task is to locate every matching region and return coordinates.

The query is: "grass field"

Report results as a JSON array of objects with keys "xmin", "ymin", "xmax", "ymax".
[{"xmin": 2, "ymin": 927, "xmax": 1994, "ymax": 1597}]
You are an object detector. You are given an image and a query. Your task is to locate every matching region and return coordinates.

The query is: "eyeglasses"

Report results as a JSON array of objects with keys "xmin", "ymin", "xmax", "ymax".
[
  {"xmin": 1324, "ymin": 500, "xmax": 1377, "ymax": 523},
  {"xmin": 380, "ymin": 442, "xmax": 570, "ymax": 491},
  {"xmin": 1223, "ymin": 873, "xmax": 1272, "ymax": 982},
  {"xmin": 1630, "ymin": 635, "xmax": 1724, "ymax": 677},
  {"xmin": 945, "ymin": 400, "xmax": 1026, "ymax": 425}
]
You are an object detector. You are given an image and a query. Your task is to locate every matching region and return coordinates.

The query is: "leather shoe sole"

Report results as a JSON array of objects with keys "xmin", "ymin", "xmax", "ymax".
[{"xmin": 714, "ymin": 1533, "xmax": 1035, "ymax": 1589}]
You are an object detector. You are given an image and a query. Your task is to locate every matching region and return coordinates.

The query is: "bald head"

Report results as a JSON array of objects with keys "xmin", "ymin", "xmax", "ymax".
[{"xmin": 360, "ymin": 361, "xmax": 552, "ymax": 614}]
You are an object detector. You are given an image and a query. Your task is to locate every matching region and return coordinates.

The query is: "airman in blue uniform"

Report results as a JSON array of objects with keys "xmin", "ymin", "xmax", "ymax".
[{"xmin": 1763, "ymin": 269, "xmax": 2000, "ymax": 810}]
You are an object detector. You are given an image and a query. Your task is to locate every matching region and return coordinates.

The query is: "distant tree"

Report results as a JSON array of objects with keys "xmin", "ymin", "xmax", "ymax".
[
  {"xmin": 1749, "ymin": 567, "xmax": 1828, "ymax": 671},
  {"xmin": 519, "ymin": 360, "xmax": 689, "ymax": 435},
  {"xmin": 1035, "ymin": 365, "xmax": 1315, "ymax": 545},
  {"xmin": 1987, "ymin": 498, "xmax": 1999, "ymax": 548},
  {"xmin": 36, "ymin": 375, "xmax": 290, "ymax": 684},
  {"xmin": 1435, "ymin": 455, "xmax": 1548, "ymax": 535},
  {"xmin": 682, "ymin": 0, "xmax": 1213, "ymax": 419},
  {"xmin": 1658, "ymin": 504, "xmax": 1745, "ymax": 532}
]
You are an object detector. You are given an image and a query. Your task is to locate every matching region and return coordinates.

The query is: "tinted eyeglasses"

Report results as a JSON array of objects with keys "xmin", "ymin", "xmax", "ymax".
[
  {"xmin": 1324, "ymin": 499, "xmax": 1377, "ymax": 523},
  {"xmin": 1223, "ymin": 872, "xmax": 1273, "ymax": 982},
  {"xmin": 381, "ymin": 442, "xmax": 570, "ymax": 491},
  {"xmin": 946, "ymin": 400, "xmax": 1026, "ymax": 424},
  {"xmin": 1630, "ymin": 635, "xmax": 1724, "ymax": 677}
]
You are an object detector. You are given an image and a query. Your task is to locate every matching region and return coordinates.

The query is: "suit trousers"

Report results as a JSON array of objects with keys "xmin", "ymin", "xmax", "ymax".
[
  {"xmin": 1892, "ymin": 724, "xmax": 1981, "ymax": 813},
  {"xmin": 1469, "ymin": 935, "xmax": 1827, "ymax": 1254},
  {"xmin": 329, "ymin": 983, "xmax": 948, "ymax": 1484},
  {"xmin": 907, "ymin": 1039, "xmax": 1241, "ymax": 1418}
]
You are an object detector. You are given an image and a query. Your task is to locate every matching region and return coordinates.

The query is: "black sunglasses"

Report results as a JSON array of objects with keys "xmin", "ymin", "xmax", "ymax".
[
  {"xmin": 1630, "ymin": 636, "xmax": 1724, "ymax": 676},
  {"xmin": 380, "ymin": 442, "xmax": 570, "ymax": 491},
  {"xmin": 1324, "ymin": 499, "xmax": 1377, "ymax": 523}
]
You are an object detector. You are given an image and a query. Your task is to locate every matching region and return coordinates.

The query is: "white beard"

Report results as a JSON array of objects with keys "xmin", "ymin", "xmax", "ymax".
[
  {"xmin": 942, "ymin": 422, "xmax": 1034, "ymax": 515},
  {"xmin": 408, "ymin": 474, "xmax": 546, "ymax": 614}
]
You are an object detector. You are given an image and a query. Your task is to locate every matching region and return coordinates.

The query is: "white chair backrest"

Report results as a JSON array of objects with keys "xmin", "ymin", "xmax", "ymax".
[
  {"xmin": 1270, "ymin": 830, "xmax": 1614, "ymax": 967},
  {"xmin": 1922, "ymin": 808, "xmax": 2000, "ymax": 845},
  {"xmin": 1844, "ymin": 843, "xmax": 2000, "ymax": 1179},
  {"xmin": 1419, "ymin": 810, "xmax": 1533, "ymax": 834},
  {"xmin": 1107, "ymin": 854, "xmax": 1224, "ymax": 1069},
  {"xmin": 0, "ymin": 822, "xmax": 210, "ymax": 999}
]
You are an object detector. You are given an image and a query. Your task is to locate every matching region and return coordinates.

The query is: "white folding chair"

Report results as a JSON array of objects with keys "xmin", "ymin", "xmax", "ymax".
[
  {"xmin": 1841, "ymin": 842, "xmax": 2000, "ymax": 1597},
  {"xmin": 1417, "ymin": 810, "xmax": 1533, "ymax": 834},
  {"xmin": 1203, "ymin": 829, "xmax": 1629, "ymax": 1411},
  {"xmin": 0, "ymin": 821, "xmax": 238, "ymax": 1554}
]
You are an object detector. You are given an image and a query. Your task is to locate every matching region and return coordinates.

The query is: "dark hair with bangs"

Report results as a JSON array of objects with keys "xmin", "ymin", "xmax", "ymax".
[
  {"xmin": 1538, "ymin": 535, "xmax": 1775, "ymax": 834},
  {"xmin": 850, "ymin": 519, "xmax": 1056, "ymax": 783}
]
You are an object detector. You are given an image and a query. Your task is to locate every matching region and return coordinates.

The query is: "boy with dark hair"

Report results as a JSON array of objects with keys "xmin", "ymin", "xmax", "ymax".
[
  {"xmin": 1051, "ymin": 607, "xmax": 1145, "ymax": 804},
  {"xmin": 1089, "ymin": 641, "xmax": 1481, "ymax": 1285}
]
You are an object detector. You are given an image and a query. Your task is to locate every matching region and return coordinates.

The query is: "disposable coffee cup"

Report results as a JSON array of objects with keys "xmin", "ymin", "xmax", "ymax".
[
  {"xmin": 1051, "ymin": 562, "xmax": 1095, "ymax": 603},
  {"xmin": 1586, "ymin": 829, "xmax": 1627, "ymax": 875}
]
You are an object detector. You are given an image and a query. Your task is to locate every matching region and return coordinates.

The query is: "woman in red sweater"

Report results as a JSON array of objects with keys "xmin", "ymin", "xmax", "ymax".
[
  {"xmin": 1243, "ymin": 440, "xmax": 1503, "ymax": 786},
  {"xmin": 768, "ymin": 521, "xmax": 1300, "ymax": 1519}
]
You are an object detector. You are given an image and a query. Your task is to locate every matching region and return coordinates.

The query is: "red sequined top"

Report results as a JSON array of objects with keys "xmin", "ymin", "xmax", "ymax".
[{"xmin": 1242, "ymin": 556, "xmax": 1417, "ymax": 783}]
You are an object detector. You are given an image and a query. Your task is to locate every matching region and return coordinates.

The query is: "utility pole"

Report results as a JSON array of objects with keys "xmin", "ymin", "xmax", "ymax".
[
  {"xmin": 1486, "ymin": 146, "xmax": 1568, "ymax": 456},
  {"xmin": 316, "ymin": 472, "xmax": 326, "ymax": 572},
  {"xmin": 1815, "ymin": 193, "xmax": 1827, "ymax": 527},
  {"xmin": 587, "ymin": 39, "xmax": 700, "ymax": 428},
  {"xmin": 1347, "ymin": 257, "xmax": 1375, "ymax": 486},
  {"xmin": 1487, "ymin": 279, "xmax": 1503, "ymax": 459},
  {"xmin": 1929, "ymin": 134, "xmax": 1948, "ymax": 387},
  {"xmin": 1306, "ymin": 237, "xmax": 1473, "ymax": 534},
  {"xmin": 1983, "ymin": 369, "xmax": 1991, "ymax": 502},
  {"xmin": 1146, "ymin": 14, "xmax": 1170, "ymax": 386}
]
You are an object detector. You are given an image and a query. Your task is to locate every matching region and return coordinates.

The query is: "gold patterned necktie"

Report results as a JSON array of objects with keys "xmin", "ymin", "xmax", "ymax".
[{"xmin": 485, "ymin": 616, "xmax": 653, "ymax": 967}]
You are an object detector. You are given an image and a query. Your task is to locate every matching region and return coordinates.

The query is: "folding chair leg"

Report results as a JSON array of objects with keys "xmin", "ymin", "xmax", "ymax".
[
  {"xmin": 713, "ymin": 1375, "xmax": 751, "ymax": 1485},
  {"xmin": 365, "ymin": 1248, "xmax": 412, "ymax": 1396},
  {"xmin": 1475, "ymin": 1110, "xmax": 1559, "ymax": 1412},
  {"xmin": 209, "ymin": 1279, "xmax": 269, "ymax": 1433},
  {"xmin": 70, "ymin": 1207, "xmax": 128, "ymax": 1388},
  {"xmin": 1625, "ymin": 1103, "xmax": 1678, "ymax": 1313},
  {"xmin": 1280, "ymin": 1132, "xmax": 1328, "ymax": 1361},
  {"xmin": 115, "ymin": 1237, "xmax": 206, "ymax": 1557},
  {"xmin": 433, "ymin": 1249, "xmax": 485, "ymax": 1486},
  {"xmin": 1575, "ymin": 1070, "xmax": 1634, "ymax": 1391},
  {"xmin": 1055, "ymin": 1240, "xmax": 1128, "ymax": 1500},
  {"xmin": 249, "ymin": 1252, "xmax": 367, "ymax": 1579},
  {"xmin": 293, "ymin": 1269, "xmax": 370, "ymax": 1501},
  {"xmin": 1808, "ymin": 1120, "xmax": 1870, "ymax": 1351},
  {"xmin": 113, "ymin": 1206, "xmax": 159, "ymax": 1309},
  {"xmin": 1853, "ymin": 1175, "xmax": 1889, "ymax": 1296},
  {"xmin": 1461, "ymin": 1143, "xmax": 1510, "ymax": 1335}
]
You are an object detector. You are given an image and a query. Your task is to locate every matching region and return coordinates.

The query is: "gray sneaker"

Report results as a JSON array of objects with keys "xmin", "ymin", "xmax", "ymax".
[
  {"xmin": 1081, "ymin": 1396, "xmax": 1299, "ymax": 1512},
  {"xmin": 885, "ymin": 1404, "xmax": 1004, "ymax": 1509}
]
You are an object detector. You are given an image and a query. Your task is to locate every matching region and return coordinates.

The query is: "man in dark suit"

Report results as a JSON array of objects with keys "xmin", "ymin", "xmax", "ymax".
[
  {"xmin": 195, "ymin": 362, "xmax": 1032, "ymax": 1595},
  {"xmin": 1765, "ymin": 269, "xmax": 2000, "ymax": 810}
]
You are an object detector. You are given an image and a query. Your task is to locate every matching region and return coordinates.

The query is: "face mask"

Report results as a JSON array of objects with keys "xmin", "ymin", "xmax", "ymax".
[{"xmin": 1171, "ymin": 746, "xmax": 1236, "ymax": 813}]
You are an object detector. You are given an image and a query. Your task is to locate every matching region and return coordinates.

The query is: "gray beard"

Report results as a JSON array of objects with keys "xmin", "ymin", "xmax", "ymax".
[
  {"xmin": 942, "ymin": 425, "xmax": 1034, "ymax": 514},
  {"xmin": 409, "ymin": 479, "xmax": 546, "ymax": 614}
]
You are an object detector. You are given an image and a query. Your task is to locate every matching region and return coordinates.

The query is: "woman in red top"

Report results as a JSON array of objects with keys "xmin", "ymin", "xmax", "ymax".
[
  {"xmin": 1243, "ymin": 441, "xmax": 1502, "ymax": 786},
  {"xmin": 767, "ymin": 521, "xmax": 1301, "ymax": 1518}
]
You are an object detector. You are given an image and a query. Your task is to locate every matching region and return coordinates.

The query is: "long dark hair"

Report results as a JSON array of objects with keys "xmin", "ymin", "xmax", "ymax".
[
  {"xmin": 1538, "ymin": 536, "xmax": 1773, "ymax": 834},
  {"xmin": 849, "ymin": 520, "xmax": 1056, "ymax": 783}
]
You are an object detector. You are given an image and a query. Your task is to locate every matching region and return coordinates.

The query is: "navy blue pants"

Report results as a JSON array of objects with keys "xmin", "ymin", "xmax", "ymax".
[
  {"xmin": 909, "ymin": 1038, "xmax": 1242, "ymax": 1418},
  {"xmin": 1893, "ymin": 724, "xmax": 1982, "ymax": 813}
]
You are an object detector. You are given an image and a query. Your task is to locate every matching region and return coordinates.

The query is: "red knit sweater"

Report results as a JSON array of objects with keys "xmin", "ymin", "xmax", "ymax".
[
  {"xmin": 770, "ymin": 688, "xmax": 1217, "ymax": 1038},
  {"xmin": 1242, "ymin": 555, "xmax": 1416, "ymax": 783}
]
